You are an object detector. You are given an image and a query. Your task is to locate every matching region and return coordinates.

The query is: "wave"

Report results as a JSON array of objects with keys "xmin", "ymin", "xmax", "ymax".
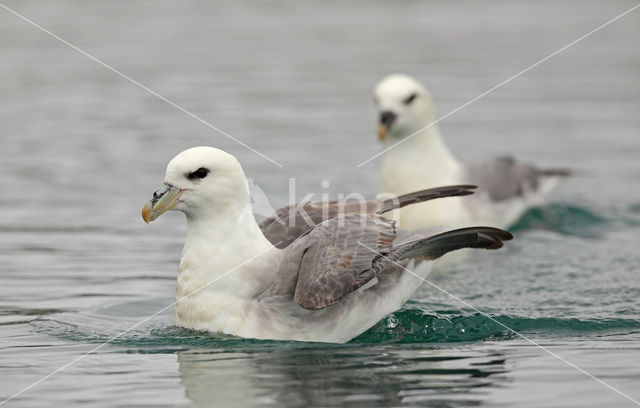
[
  {"xmin": 352, "ymin": 309, "xmax": 640, "ymax": 344},
  {"xmin": 31, "ymin": 309, "xmax": 640, "ymax": 351},
  {"xmin": 509, "ymin": 203, "xmax": 608, "ymax": 238}
]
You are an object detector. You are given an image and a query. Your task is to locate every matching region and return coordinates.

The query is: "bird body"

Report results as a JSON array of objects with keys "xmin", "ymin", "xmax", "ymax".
[
  {"xmin": 374, "ymin": 73, "xmax": 569, "ymax": 230},
  {"xmin": 379, "ymin": 126, "xmax": 472, "ymax": 228},
  {"xmin": 142, "ymin": 147, "xmax": 511, "ymax": 343}
]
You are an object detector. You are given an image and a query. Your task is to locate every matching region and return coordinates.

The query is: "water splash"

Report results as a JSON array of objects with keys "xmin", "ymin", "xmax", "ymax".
[
  {"xmin": 31, "ymin": 309, "xmax": 640, "ymax": 352},
  {"xmin": 352, "ymin": 309, "xmax": 640, "ymax": 344}
]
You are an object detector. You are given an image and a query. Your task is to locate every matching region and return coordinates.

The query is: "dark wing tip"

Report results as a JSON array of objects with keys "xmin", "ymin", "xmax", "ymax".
[
  {"xmin": 377, "ymin": 185, "xmax": 479, "ymax": 215},
  {"xmin": 444, "ymin": 184, "xmax": 478, "ymax": 197},
  {"xmin": 474, "ymin": 226, "xmax": 514, "ymax": 240},
  {"xmin": 541, "ymin": 168, "xmax": 572, "ymax": 177},
  {"xmin": 429, "ymin": 184, "xmax": 478, "ymax": 193},
  {"xmin": 472, "ymin": 227, "xmax": 513, "ymax": 246},
  {"xmin": 391, "ymin": 226, "xmax": 514, "ymax": 262},
  {"xmin": 475, "ymin": 227, "xmax": 513, "ymax": 250},
  {"xmin": 439, "ymin": 226, "xmax": 513, "ymax": 251}
]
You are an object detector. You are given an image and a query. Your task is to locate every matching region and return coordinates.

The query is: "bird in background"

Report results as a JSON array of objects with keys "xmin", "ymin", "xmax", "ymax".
[
  {"xmin": 373, "ymin": 73, "xmax": 570, "ymax": 230},
  {"xmin": 141, "ymin": 147, "xmax": 512, "ymax": 343}
]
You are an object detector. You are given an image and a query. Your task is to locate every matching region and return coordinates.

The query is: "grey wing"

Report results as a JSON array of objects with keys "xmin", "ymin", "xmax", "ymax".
[
  {"xmin": 467, "ymin": 156, "xmax": 569, "ymax": 202},
  {"xmin": 293, "ymin": 214, "xmax": 396, "ymax": 310},
  {"xmin": 259, "ymin": 200, "xmax": 382, "ymax": 249},
  {"xmin": 259, "ymin": 185, "xmax": 478, "ymax": 249},
  {"xmin": 258, "ymin": 202, "xmax": 330, "ymax": 249},
  {"xmin": 371, "ymin": 227, "xmax": 513, "ymax": 273}
]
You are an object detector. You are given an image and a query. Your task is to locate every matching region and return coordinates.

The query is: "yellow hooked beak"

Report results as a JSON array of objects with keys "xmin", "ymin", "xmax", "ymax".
[
  {"xmin": 141, "ymin": 185, "xmax": 183, "ymax": 223},
  {"xmin": 377, "ymin": 123, "xmax": 388, "ymax": 141},
  {"xmin": 377, "ymin": 111, "xmax": 396, "ymax": 142}
]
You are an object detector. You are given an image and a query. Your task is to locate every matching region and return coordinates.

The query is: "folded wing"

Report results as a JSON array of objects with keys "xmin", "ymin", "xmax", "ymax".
[{"xmin": 293, "ymin": 214, "xmax": 396, "ymax": 310}]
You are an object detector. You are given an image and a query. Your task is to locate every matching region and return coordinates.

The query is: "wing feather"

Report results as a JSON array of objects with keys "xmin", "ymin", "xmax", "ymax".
[
  {"xmin": 293, "ymin": 214, "xmax": 396, "ymax": 310},
  {"xmin": 467, "ymin": 156, "xmax": 568, "ymax": 202},
  {"xmin": 259, "ymin": 185, "xmax": 477, "ymax": 248}
]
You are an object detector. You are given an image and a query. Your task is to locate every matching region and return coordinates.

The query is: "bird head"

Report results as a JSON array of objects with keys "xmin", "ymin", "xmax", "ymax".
[
  {"xmin": 373, "ymin": 73, "xmax": 436, "ymax": 143},
  {"xmin": 142, "ymin": 147, "xmax": 250, "ymax": 223}
]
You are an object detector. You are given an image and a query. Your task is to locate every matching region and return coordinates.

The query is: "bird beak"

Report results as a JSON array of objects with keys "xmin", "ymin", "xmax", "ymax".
[
  {"xmin": 377, "ymin": 124, "xmax": 388, "ymax": 141},
  {"xmin": 141, "ymin": 185, "xmax": 183, "ymax": 223},
  {"xmin": 378, "ymin": 110, "xmax": 397, "ymax": 141}
]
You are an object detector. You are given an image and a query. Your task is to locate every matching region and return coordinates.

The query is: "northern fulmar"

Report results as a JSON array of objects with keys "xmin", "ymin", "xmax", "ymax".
[
  {"xmin": 372, "ymin": 73, "xmax": 570, "ymax": 229},
  {"xmin": 142, "ymin": 146, "xmax": 512, "ymax": 343}
]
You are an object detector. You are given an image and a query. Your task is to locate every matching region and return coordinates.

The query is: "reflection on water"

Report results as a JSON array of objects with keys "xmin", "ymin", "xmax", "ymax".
[{"xmin": 177, "ymin": 346, "xmax": 508, "ymax": 407}]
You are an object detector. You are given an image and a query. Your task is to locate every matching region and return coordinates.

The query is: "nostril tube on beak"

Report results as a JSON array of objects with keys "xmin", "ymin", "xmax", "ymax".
[{"xmin": 379, "ymin": 110, "xmax": 397, "ymax": 127}]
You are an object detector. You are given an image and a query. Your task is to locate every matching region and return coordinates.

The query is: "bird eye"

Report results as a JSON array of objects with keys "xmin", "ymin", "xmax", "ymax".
[
  {"xmin": 403, "ymin": 92, "xmax": 418, "ymax": 105},
  {"xmin": 187, "ymin": 167, "xmax": 210, "ymax": 180}
]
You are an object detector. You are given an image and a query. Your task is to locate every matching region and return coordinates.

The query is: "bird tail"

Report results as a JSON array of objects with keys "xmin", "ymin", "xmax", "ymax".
[
  {"xmin": 539, "ymin": 168, "xmax": 571, "ymax": 177},
  {"xmin": 376, "ymin": 185, "xmax": 477, "ymax": 215},
  {"xmin": 378, "ymin": 227, "xmax": 513, "ymax": 266}
]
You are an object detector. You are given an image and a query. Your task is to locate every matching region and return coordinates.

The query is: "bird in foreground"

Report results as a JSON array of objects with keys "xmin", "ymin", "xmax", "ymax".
[
  {"xmin": 373, "ymin": 73, "xmax": 570, "ymax": 230},
  {"xmin": 142, "ymin": 147, "xmax": 512, "ymax": 343}
]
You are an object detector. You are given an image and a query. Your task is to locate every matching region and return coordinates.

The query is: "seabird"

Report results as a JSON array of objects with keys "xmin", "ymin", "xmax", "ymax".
[
  {"xmin": 373, "ymin": 73, "xmax": 570, "ymax": 229},
  {"xmin": 142, "ymin": 146, "xmax": 512, "ymax": 343}
]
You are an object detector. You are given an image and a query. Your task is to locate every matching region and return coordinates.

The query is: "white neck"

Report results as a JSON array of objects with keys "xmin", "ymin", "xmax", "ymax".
[
  {"xmin": 380, "ymin": 124, "xmax": 463, "ymax": 195},
  {"xmin": 177, "ymin": 199, "xmax": 276, "ymax": 301}
]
